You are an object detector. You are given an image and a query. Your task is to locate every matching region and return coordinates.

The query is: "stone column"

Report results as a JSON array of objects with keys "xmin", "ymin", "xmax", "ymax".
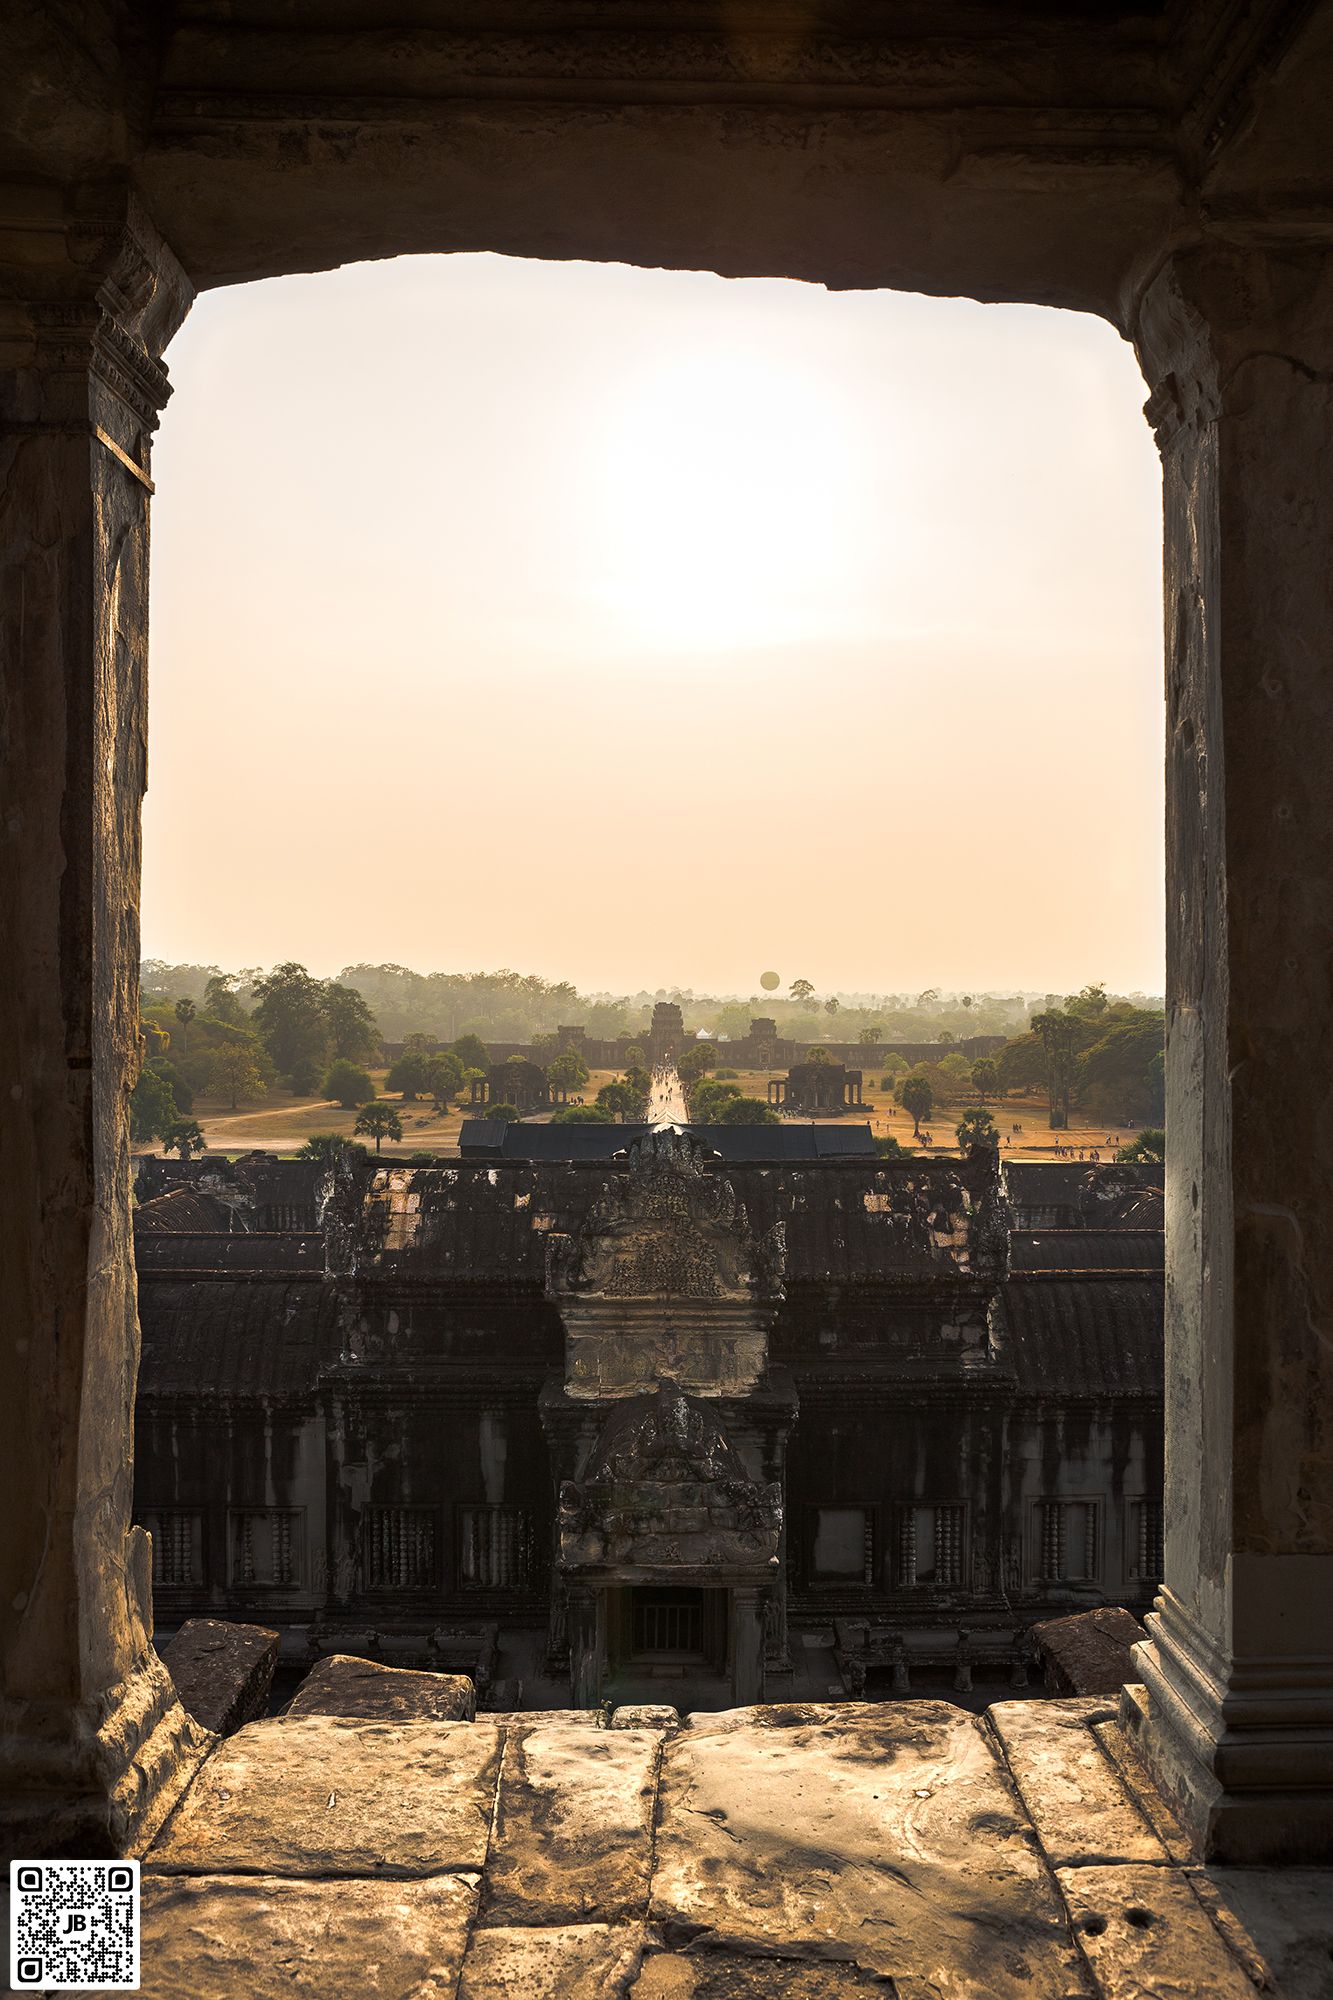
[
  {"xmin": 1121, "ymin": 243, "xmax": 1333, "ymax": 1862},
  {"xmin": 0, "ymin": 189, "xmax": 209, "ymax": 1857},
  {"xmin": 730, "ymin": 1588, "xmax": 765, "ymax": 1705},
  {"xmin": 567, "ymin": 1587, "xmax": 606, "ymax": 1708}
]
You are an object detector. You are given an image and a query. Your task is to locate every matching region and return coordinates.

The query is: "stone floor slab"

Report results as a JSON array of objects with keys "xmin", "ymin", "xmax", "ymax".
[
  {"xmin": 458, "ymin": 1921, "xmax": 646, "ymax": 1999},
  {"xmin": 148, "ymin": 1715, "xmax": 502, "ymax": 1877},
  {"xmin": 629, "ymin": 1947, "xmax": 900, "ymax": 1997},
  {"xmin": 483, "ymin": 1721, "xmax": 662, "ymax": 1923},
  {"xmin": 988, "ymin": 1698, "xmax": 1169, "ymax": 1869},
  {"xmin": 651, "ymin": 1699, "xmax": 1089, "ymax": 2000},
  {"xmin": 1192, "ymin": 1867, "xmax": 1333, "ymax": 2000},
  {"xmin": 1055, "ymin": 1864, "xmax": 1259, "ymax": 1999},
  {"xmin": 133, "ymin": 1871, "xmax": 478, "ymax": 1999}
]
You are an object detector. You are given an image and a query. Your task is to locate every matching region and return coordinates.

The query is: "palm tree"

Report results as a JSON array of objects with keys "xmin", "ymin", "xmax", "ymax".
[
  {"xmin": 354, "ymin": 1100, "xmax": 403, "ymax": 1154},
  {"xmin": 174, "ymin": 996, "xmax": 196, "ymax": 1054}
]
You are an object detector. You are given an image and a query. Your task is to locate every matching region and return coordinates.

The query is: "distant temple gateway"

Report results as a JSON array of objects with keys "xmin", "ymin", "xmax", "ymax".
[
  {"xmin": 133, "ymin": 1143, "xmax": 1164, "ymax": 1710},
  {"xmin": 768, "ymin": 1059, "xmax": 867, "ymax": 1116}
]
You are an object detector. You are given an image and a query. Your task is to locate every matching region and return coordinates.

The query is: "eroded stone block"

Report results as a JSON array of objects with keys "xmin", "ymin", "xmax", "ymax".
[
  {"xmin": 1055, "ymin": 1864, "xmax": 1258, "ymax": 1999},
  {"xmin": 630, "ymin": 1950, "xmax": 899, "ymax": 1998},
  {"xmin": 285, "ymin": 1653, "xmax": 475, "ymax": 1723},
  {"xmin": 612, "ymin": 1705, "xmax": 680, "ymax": 1730},
  {"xmin": 483, "ymin": 1721, "xmax": 661, "ymax": 1924},
  {"xmin": 988, "ymin": 1697, "xmax": 1168, "ymax": 1868},
  {"xmin": 160, "ymin": 1619, "xmax": 280, "ymax": 1737},
  {"xmin": 459, "ymin": 1922, "xmax": 646, "ymax": 2000},
  {"xmin": 136, "ymin": 1871, "xmax": 477, "ymax": 1999},
  {"xmin": 1031, "ymin": 1609, "xmax": 1147, "ymax": 1698},
  {"xmin": 148, "ymin": 1715, "xmax": 502, "ymax": 1877},
  {"xmin": 651, "ymin": 1700, "xmax": 1084, "ymax": 1998}
]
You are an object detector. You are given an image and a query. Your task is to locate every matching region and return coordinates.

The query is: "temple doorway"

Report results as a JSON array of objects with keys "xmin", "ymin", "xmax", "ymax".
[{"xmin": 609, "ymin": 1586, "xmax": 729, "ymax": 1674}]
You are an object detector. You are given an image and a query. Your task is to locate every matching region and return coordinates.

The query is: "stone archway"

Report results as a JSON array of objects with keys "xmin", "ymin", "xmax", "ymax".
[{"xmin": 3, "ymin": 5, "xmax": 1333, "ymax": 1861}]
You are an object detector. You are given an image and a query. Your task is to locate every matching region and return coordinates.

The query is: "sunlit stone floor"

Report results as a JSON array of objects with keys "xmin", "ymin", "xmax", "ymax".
[{"xmin": 71, "ymin": 1699, "xmax": 1333, "ymax": 1997}]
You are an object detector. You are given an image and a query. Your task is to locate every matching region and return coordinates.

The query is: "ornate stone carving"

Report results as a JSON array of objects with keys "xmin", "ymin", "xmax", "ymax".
[
  {"xmin": 547, "ymin": 1131, "xmax": 784, "ymax": 1304},
  {"xmin": 558, "ymin": 1383, "xmax": 782, "ymax": 1577}
]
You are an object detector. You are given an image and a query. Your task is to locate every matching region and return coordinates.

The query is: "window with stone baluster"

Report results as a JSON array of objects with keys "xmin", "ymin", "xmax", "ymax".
[
  {"xmin": 896, "ymin": 1504, "xmax": 966, "ymax": 1587},
  {"xmin": 1128, "ymin": 1497, "xmax": 1164, "ymax": 1584},
  {"xmin": 228, "ymin": 1508, "xmax": 303, "ymax": 1587},
  {"xmin": 140, "ymin": 1509, "xmax": 204, "ymax": 1589},
  {"xmin": 362, "ymin": 1505, "xmax": 438, "ymax": 1590},
  {"xmin": 459, "ymin": 1506, "xmax": 532, "ymax": 1589},
  {"xmin": 1034, "ymin": 1499, "xmax": 1099, "ymax": 1584}
]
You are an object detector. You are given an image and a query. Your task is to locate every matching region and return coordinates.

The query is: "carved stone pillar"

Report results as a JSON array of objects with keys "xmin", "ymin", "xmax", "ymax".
[
  {"xmin": 568, "ymin": 1588, "xmax": 605, "ymax": 1710},
  {"xmin": 730, "ymin": 1588, "xmax": 765, "ymax": 1706},
  {"xmin": 0, "ymin": 188, "xmax": 210, "ymax": 1856},
  {"xmin": 1121, "ymin": 242, "xmax": 1333, "ymax": 1862}
]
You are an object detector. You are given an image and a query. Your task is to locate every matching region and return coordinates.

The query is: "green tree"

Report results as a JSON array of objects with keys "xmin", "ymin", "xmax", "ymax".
[
  {"xmin": 252, "ymin": 962, "xmax": 330, "ymax": 1089},
  {"xmin": 450, "ymin": 1033, "xmax": 490, "ymax": 1072},
  {"xmin": 1066, "ymin": 981, "xmax": 1110, "ymax": 1021},
  {"xmin": 174, "ymin": 996, "xmax": 196, "ymax": 1054},
  {"xmin": 426, "ymin": 1050, "xmax": 466, "ymax": 1111},
  {"xmin": 689, "ymin": 1079, "xmax": 744, "ymax": 1122},
  {"xmin": 141, "ymin": 1016, "xmax": 171, "ymax": 1062},
  {"xmin": 154, "ymin": 1061, "xmax": 193, "ymax": 1113},
  {"xmin": 970, "ymin": 1057, "xmax": 999, "ymax": 1104},
  {"xmin": 324, "ymin": 1058, "xmax": 375, "ymax": 1109},
  {"xmin": 677, "ymin": 1043, "xmax": 718, "ymax": 1086},
  {"xmin": 596, "ymin": 1079, "xmax": 642, "ymax": 1122},
  {"xmin": 806, "ymin": 1046, "xmax": 832, "ymax": 1066},
  {"xmin": 1117, "ymin": 1127, "xmax": 1165, "ymax": 1163},
  {"xmin": 859, "ymin": 1025, "xmax": 883, "ymax": 1045},
  {"xmin": 824, "ymin": 996, "xmax": 840, "ymax": 1016},
  {"xmin": 1031, "ymin": 1008, "xmax": 1080, "ymax": 1128},
  {"xmin": 321, "ymin": 981, "xmax": 379, "ymax": 1062},
  {"xmin": 387, "ymin": 1051, "xmax": 434, "ymax": 1100},
  {"xmin": 486, "ymin": 1101, "xmax": 522, "ymax": 1126},
  {"xmin": 162, "ymin": 1118, "xmax": 206, "ymax": 1160},
  {"xmin": 789, "ymin": 978, "xmax": 815, "ymax": 1004},
  {"xmin": 299, "ymin": 1133, "xmax": 368, "ymax": 1165},
  {"xmin": 716, "ymin": 1096, "xmax": 781, "ymax": 1125},
  {"xmin": 900, "ymin": 1074, "xmax": 933, "ymax": 1137},
  {"xmin": 1077, "ymin": 1016, "xmax": 1165, "ymax": 1123},
  {"xmin": 549, "ymin": 1103, "xmax": 616, "ymax": 1125},
  {"xmin": 208, "ymin": 1041, "xmax": 268, "ymax": 1111},
  {"xmin": 874, "ymin": 1133, "xmax": 911, "ymax": 1159},
  {"xmin": 354, "ymin": 1100, "xmax": 404, "ymax": 1153},
  {"xmin": 203, "ymin": 973, "xmax": 247, "ymax": 1026},
  {"xmin": 937, "ymin": 1052, "xmax": 973, "ymax": 1097},
  {"xmin": 956, "ymin": 1107, "xmax": 998, "ymax": 1151},
  {"xmin": 623, "ymin": 1042, "xmax": 647, "ymax": 1069},
  {"xmin": 997, "ymin": 1032, "xmax": 1046, "ymax": 1096},
  {"xmin": 131, "ymin": 1066, "xmax": 179, "ymax": 1145},
  {"xmin": 547, "ymin": 1050, "xmax": 589, "ymax": 1101}
]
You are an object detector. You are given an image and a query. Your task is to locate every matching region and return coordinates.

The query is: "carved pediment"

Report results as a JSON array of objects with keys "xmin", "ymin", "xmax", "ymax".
[
  {"xmin": 558, "ymin": 1383, "xmax": 782, "ymax": 1575},
  {"xmin": 545, "ymin": 1130, "xmax": 785, "ymax": 1304}
]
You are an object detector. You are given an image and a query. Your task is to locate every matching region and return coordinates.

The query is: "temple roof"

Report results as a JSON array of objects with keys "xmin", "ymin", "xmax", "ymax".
[{"xmin": 1002, "ymin": 1275, "xmax": 1163, "ymax": 1397}]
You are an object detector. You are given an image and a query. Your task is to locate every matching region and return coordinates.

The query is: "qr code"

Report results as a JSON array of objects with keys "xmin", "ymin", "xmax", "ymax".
[{"xmin": 10, "ymin": 1860, "xmax": 139, "ymax": 1991}]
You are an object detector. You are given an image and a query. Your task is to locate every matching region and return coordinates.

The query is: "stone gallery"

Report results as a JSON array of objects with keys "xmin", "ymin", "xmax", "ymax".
[
  {"xmin": 5, "ymin": 1, "xmax": 1333, "ymax": 1990},
  {"xmin": 133, "ymin": 1143, "xmax": 1164, "ymax": 1711}
]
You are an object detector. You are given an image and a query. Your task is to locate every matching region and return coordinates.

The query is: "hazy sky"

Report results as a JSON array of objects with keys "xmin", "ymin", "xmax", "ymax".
[{"xmin": 145, "ymin": 253, "xmax": 1165, "ymax": 997}]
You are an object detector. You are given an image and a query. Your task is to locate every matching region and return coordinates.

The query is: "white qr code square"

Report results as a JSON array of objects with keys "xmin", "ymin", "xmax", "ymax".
[{"xmin": 10, "ymin": 1860, "xmax": 139, "ymax": 1991}]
